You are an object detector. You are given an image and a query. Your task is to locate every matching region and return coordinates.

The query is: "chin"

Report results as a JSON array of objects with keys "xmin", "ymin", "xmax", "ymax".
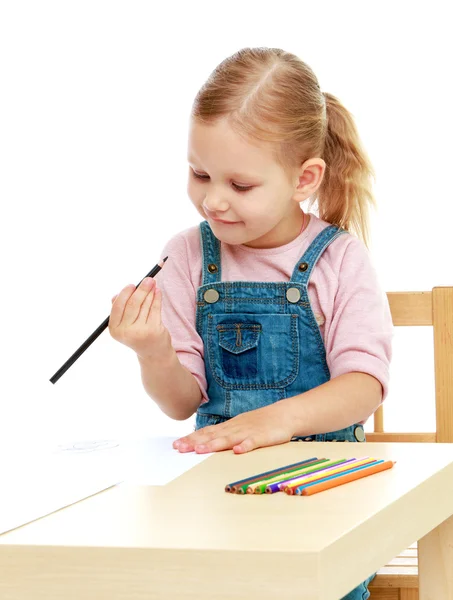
[{"xmin": 212, "ymin": 226, "xmax": 247, "ymax": 244}]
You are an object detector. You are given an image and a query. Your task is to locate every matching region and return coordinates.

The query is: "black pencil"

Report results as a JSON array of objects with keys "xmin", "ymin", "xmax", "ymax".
[{"xmin": 49, "ymin": 257, "xmax": 168, "ymax": 384}]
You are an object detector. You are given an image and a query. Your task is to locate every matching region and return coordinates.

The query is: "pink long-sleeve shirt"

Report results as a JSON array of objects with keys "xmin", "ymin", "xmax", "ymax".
[{"xmin": 154, "ymin": 213, "xmax": 393, "ymax": 407}]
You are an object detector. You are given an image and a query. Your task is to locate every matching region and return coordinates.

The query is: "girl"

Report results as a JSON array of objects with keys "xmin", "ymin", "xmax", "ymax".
[{"xmin": 109, "ymin": 47, "xmax": 393, "ymax": 600}]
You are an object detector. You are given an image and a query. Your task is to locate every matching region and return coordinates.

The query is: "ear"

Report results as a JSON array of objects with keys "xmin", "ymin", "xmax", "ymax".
[{"xmin": 291, "ymin": 158, "xmax": 326, "ymax": 203}]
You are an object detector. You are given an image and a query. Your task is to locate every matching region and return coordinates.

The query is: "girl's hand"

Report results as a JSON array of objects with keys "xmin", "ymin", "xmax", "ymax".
[
  {"xmin": 109, "ymin": 277, "xmax": 170, "ymax": 359},
  {"xmin": 173, "ymin": 402, "xmax": 295, "ymax": 454}
]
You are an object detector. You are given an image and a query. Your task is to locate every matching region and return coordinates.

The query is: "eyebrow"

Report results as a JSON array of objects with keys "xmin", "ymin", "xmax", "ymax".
[{"xmin": 187, "ymin": 159, "xmax": 261, "ymax": 181}]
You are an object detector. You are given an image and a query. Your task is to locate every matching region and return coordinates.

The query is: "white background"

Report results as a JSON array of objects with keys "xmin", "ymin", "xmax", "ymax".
[{"xmin": 1, "ymin": 0, "xmax": 451, "ymax": 446}]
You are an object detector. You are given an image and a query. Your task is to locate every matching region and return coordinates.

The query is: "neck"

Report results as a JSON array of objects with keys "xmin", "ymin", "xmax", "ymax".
[{"xmin": 243, "ymin": 208, "xmax": 307, "ymax": 250}]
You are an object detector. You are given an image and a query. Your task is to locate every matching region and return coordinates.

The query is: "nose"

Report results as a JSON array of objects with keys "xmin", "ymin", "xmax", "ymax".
[{"xmin": 202, "ymin": 195, "xmax": 230, "ymax": 215}]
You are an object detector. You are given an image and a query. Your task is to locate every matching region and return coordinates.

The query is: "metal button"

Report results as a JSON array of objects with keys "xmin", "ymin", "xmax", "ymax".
[
  {"xmin": 207, "ymin": 263, "xmax": 218, "ymax": 273},
  {"xmin": 354, "ymin": 425, "xmax": 366, "ymax": 442},
  {"xmin": 298, "ymin": 262, "xmax": 309, "ymax": 272},
  {"xmin": 304, "ymin": 436, "xmax": 313, "ymax": 442},
  {"xmin": 203, "ymin": 289, "xmax": 220, "ymax": 304},
  {"xmin": 286, "ymin": 287, "xmax": 301, "ymax": 303}
]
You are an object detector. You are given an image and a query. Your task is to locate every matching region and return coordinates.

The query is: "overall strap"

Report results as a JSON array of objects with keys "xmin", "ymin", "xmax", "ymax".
[
  {"xmin": 290, "ymin": 225, "xmax": 347, "ymax": 284},
  {"xmin": 200, "ymin": 220, "xmax": 222, "ymax": 285}
]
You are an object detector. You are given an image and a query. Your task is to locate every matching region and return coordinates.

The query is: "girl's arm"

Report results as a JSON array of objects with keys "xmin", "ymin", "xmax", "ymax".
[
  {"xmin": 173, "ymin": 371, "xmax": 381, "ymax": 453},
  {"xmin": 284, "ymin": 371, "xmax": 382, "ymax": 437},
  {"xmin": 138, "ymin": 344, "xmax": 202, "ymax": 421}
]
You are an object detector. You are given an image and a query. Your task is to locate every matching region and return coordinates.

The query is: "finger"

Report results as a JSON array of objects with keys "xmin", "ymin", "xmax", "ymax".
[
  {"xmin": 174, "ymin": 423, "xmax": 218, "ymax": 445},
  {"xmin": 232, "ymin": 436, "xmax": 258, "ymax": 454},
  {"xmin": 109, "ymin": 284, "xmax": 136, "ymax": 329},
  {"xmin": 194, "ymin": 435, "xmax": 242, "ymax": 453},
  {"xmin": 147, "ymin": 285, "xmax": 162, "ymax": 325},
  {"xmin": 134, "ymin": 279, "xmax": 158, "ymax": 324},
  {"xmin": 122, "ymin": 277, "xmax": 155, "ymax": 327},
  {"xmin": 111, "ymin": 294, "xmax": 118, "ymax": 304},
  {"xmin": 176, "ymin": 433, "xmax": 212, "ymax": 452},
  {"xmin": 174, "ymin": 426, "xmax": 220, "ymax": 452}
]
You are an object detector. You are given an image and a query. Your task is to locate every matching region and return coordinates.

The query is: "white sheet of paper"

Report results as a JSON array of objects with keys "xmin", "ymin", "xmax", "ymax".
[
  {"xmin": 0, "ymin": 436, "xmax": 211, "ymax": 535},
  {"xmin": 114, "ymin": 436, "xmax": 212, "ymax": 485}
]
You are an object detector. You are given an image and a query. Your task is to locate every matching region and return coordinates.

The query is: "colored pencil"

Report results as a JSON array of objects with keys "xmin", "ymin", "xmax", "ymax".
[
  {"xmin": 49, "ymin": 257, "xmax": 168, "ymax": 384},
  {"xmin": 225, "ymin": 457, "xmax": 320, "ymax": 492},
  {"xmin": 254, "ymin": 458, "xmax": 351, "ymax": 494},
  {"xmin": 230, "ymin": 458, "xmax": 325, "ymax": 494},
  {"xmin": 264, "ymin": 458, "xmax": 356, "ymax": 494},
  {"xmin": 285, "ymin": 458, "xmax": 377, "ymax": 495},
  {"xmin": 247, "ymin": 458, "xmax": 346, "ymax": 494},
  {"xmin": 294, "ymin": 459, "xmax": 383, "ymax": 494},
  {"xmin": 238, "ymin": 459, "xmax": 328, "ymax": 494},
  {"xmin": 296, "ymin": 460, "xmax": 395, "ymax": 496}
]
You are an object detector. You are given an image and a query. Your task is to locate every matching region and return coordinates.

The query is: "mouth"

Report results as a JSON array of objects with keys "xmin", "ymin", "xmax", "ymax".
[
  {"xmin": 211, "ymin": 217, "xmax": 240, "ymax": 224},
  {"xmin": 204, "ymin": 209, "xmax": 240, "ymax": 224}
]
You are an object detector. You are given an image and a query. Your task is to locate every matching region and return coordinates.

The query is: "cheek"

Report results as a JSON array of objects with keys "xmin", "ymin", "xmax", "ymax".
[
  {"xmin": 187, "ymin": 181, "xmax": 207, "ymax": 219},
  {"xmin": 245, "ymin": 191, "xmax": 278, "ymax": 219},
  {"xmin": 187, "ymin": 180, "xmax": 202, "ymax": 204}
]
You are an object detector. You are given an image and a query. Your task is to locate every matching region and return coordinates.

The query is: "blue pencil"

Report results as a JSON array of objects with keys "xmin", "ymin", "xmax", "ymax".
[
  {"xmin": 293, "ymin": 459, "xmax": 384, "ymax": 495},
  {"xmin": 225, "ymin": 457, "xmax": 319, "ymax": 492},
  {"xmin": 264, "ymin": 458, "xmax": 357, "ymax": 494}
]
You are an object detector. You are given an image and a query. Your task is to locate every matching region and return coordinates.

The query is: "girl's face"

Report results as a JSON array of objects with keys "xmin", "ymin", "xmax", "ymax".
[{"xmin": 187, "ymin": 118, "xmax": 324, "ymax": 249}]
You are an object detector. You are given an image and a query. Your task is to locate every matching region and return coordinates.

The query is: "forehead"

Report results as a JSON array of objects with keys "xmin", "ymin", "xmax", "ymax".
[{"xmin": 187, "ymin": 118, "xmax": 279, "ymax": 177}]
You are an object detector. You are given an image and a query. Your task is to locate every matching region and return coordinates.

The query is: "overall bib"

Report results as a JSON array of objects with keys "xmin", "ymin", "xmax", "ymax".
[
  {"xmin": 194, "ymin": 220, "xmax": 374, "ymax": 599},
  {"xmin": 195, "ymin": 219, "xmax": 366, "ymax": 443}
]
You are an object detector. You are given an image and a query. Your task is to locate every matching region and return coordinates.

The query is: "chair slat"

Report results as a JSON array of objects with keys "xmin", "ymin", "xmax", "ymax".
[
  {"xmin": 366, "ymin": 432, "xmax": 436, "ymax": 443},
  {"xmin": 371, "ymin": 568, "xmax": 418, "ymax": 584},
  {"xmin": 387, "ymin": 556, "xmax": 417, "ymax": 567},
  {"xmin": 367, "ymin": 589, "xmax": 399, "ymax": 599},
  {"xmin": 387, "ymin": 291, "xmax": 432, "ymax": 326}
]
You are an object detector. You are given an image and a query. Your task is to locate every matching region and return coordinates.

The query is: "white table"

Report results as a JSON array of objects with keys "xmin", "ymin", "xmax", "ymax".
[{"xmin": 1, "ymin": 442, "xmax": 453, "ymax": 599}]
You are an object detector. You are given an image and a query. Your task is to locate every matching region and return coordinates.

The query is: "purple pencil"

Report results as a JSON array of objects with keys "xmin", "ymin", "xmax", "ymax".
[{"xmin": 265, "ymin": 458, "xmax": 359, "ymax": 494}]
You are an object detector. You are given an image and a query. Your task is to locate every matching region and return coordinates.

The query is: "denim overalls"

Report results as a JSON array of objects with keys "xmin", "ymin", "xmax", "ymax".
[{"xmin": 194, "ymin": 220, "xmax": 375, "ymax": 600}]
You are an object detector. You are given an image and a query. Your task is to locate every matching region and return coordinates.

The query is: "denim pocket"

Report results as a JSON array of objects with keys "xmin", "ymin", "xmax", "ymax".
[
  {"xmin": 207, "ymin": 313, "xmax": 299, "ymax": 388},
  {"xmin": 218, "ymin": 323, "xmax": 261, "ymax": 378}
]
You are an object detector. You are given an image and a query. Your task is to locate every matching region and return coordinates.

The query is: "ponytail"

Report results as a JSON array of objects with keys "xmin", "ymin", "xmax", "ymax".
[{"xmin": 314, "ymin": 92, "xmax": 376, "ymax": 246}]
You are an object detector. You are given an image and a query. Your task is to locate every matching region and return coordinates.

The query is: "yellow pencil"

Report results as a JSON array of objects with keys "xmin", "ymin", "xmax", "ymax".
[
  {"xmin": 245, "ymin": 459, "xmax": 335, "ymax": 494},
  {"xmin": 300, "ymin": 460, "xmax": 396, "ymax": 496},
  {"xmin": 284, "ymin": 457, "xmax": 377, "ymax": 494}
]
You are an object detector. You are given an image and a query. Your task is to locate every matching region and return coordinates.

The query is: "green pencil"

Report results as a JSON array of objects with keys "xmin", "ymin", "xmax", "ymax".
[
  {"xmin": 250, "ymin": 459, "xmax": 348, "ymax": 494},
  {"xmin": 226, "ymin": 457, "xmax": 321, "ymax": 493},
  {"xmin": 237, "ymin": 459, "xmax": 329, "ymax": 495}
]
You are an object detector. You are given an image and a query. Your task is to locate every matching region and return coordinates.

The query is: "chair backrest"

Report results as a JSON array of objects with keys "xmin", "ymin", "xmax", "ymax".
[{"xmin": 367, "ymin": 287, "xmax": 453, "ymax": 443}]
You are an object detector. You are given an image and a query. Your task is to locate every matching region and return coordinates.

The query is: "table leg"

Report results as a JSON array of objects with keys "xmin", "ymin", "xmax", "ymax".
[{"xmin": 418, "ymin": 513, "xmax": 453, "ymax": 599}]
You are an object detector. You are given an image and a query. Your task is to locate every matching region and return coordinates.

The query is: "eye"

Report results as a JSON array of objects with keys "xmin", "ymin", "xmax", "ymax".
[
  {"xmin": 191, "ymin": 170, "xmax": 253, "ymax": 192},
  {"xmin": 232, "ymin": 183, "xmax": 253, "ymax": 192},
  {"xmin": 192, "ymin": 171, "xmax": 209, "ymax": 181}
]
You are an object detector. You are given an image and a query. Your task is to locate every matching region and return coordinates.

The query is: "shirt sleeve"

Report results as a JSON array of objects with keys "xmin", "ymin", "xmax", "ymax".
[
  {"xmin": 322, "ymin": 236, "xmax": 393, "ymax": 401},
  {"xmin": 154, "ymin": 231, "xmax": 209, "ymax": 406}
]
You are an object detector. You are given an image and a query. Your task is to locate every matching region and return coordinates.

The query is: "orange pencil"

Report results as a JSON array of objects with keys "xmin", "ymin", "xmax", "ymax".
[{"xmin": 300, "ymin": 460, "xmax": 395, "ymax": 496}]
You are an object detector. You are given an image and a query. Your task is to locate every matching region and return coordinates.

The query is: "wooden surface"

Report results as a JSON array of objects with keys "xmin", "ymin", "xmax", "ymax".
[
  {"xmin": 374, "ymin": 287, "xmax": 453, "ymax": 441},
  {"xmin": 433, "ymin": 287, "xmax": 453, "ymax": 443},
  {"xmin": 386, "ymin": 291, "xmax": 433, "ymax": 326},
  {"xmin": 419, "ymin": 513, "xmax": 453, "ymax": 598},
  {"xmin": 1, "ymin": 442, "xmax": 453, "ymax": 599},
  {"xmin": 370, "ymin": 287, "xmax": 453, "ymax": 596}
]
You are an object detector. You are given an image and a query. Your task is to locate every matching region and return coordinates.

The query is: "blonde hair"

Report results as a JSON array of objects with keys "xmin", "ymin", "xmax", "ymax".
[{"xmin": 191, "ymin": 47, "xmax": 376, "ymax": 246}]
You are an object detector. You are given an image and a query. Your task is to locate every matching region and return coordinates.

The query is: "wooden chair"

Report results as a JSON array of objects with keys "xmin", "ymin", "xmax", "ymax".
[{"xmin": 368, "ymin": 287, "xmax": 453, "ymax": 600}]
